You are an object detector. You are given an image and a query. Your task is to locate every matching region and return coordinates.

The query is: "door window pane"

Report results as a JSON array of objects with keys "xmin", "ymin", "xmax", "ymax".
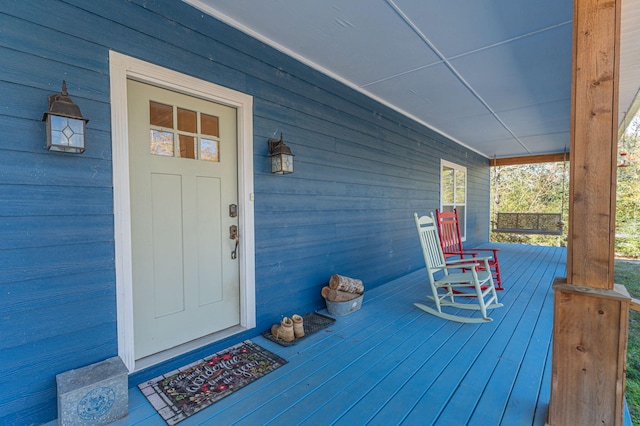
[
  {"xmin": 177, "ymin": 108, "xmax": 197, "ymax": 133},
  {"xmin": 179, "ymin": 135, "xmax": 196, "ymax": 159},
  {"xmin": 150, "ymin": 101, "xmax": 173, "ymax": 128},
  {"xmin": 150, "ymin": 130, "xmax": 174, "ymax": 156},
  {"xmin": 201, "ymin": 138, "xmax": 219, "ymax": 162},
  {"xmin": 201, "ymin": 114, "xmax": 219, "ymax": 137},
  {"xmin": 148, "ymin": 101, "xmax": 222, "ymax": 162}
]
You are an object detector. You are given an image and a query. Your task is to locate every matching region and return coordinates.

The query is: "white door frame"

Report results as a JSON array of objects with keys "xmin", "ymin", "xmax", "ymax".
[{"xmin": 109, "ymin": 51, "xmax": 255, "ymax": 372}]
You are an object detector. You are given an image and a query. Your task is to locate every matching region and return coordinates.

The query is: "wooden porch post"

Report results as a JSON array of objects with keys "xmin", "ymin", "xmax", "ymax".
[{"xmin": 548, "ymin": 0, "xmax": 631, "ymax": 424}]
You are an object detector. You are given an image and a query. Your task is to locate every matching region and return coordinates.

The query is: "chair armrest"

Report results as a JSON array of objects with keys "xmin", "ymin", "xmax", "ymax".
[
  {"xmin": 444, "ymin": 262, "xmax": 481, "ymax": 270},
  {"xmin": 447, "ymin": 256, "xmax": 492, "ymax": 264},
  {"xmin": 469, "ymin": 248, "xmax": 500, "ymax": 260},
  {"xmin": 443, "ymin": 250, "xmax": 479, "ymax": 257}
]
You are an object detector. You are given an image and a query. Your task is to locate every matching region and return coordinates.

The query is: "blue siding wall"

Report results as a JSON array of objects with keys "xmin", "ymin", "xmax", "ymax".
[{"xmin": 0, "ymin": 0, "xmax": 489, "ymax": 422}]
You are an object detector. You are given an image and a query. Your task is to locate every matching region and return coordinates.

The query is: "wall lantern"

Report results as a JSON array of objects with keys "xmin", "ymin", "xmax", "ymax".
[
  {"xmin": 268, "ymin": 133, "xmax": 294, "ymax": 174},
  {"xmin": 42, "ymin": 81, "xmax": 89, "ymax": 154}
]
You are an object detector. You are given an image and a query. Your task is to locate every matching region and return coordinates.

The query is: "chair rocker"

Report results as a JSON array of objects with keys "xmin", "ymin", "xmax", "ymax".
[
  {"xmin": 435, "ymin": 208, "xmax": 503, "ymax": 290},
  {"xmin": 413, "ymin": 212, "xmax": 503, "ymax": 323}
]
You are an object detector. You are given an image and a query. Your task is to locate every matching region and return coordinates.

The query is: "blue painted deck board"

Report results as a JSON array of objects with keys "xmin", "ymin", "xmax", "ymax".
[
  {"xmin": 74, "ymin": 244, "xmax": 626, "ymax": 425},
  {"xmin": 441, "ymin": 247, "xmax": 565, "ymax": 425},
  {"xmin": 204, "ymin": 281, "xmax": 427, "ymax": 424}
]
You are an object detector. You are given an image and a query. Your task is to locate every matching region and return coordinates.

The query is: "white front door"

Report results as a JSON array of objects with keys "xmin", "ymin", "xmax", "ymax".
[{"xmin": 127, "ymin": 79, "xmax": 240, "ymax": 360}]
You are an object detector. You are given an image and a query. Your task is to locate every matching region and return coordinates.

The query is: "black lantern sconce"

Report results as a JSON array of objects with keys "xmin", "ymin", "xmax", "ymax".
[
  {"xmin": 268, "ymin": 133, "xmax": 294, "ymax": 174},
  {"xmin": 42, "ymin": 81, "xmax": 89, "ymax": 154}
]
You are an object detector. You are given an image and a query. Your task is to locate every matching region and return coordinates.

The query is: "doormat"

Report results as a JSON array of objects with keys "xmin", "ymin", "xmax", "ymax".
[
  {"xmin": 138, "ymin": 340, "xmax": 287, "ymax": 425},
  {"xmin": 262, "ymin": 312, "xmax": 336, "ymax": 347}
]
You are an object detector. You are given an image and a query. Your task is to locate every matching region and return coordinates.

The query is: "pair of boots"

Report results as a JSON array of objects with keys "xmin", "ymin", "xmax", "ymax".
[{"xmin": 271, "ymin": 314, "xmax": 304, "ymax": 342}]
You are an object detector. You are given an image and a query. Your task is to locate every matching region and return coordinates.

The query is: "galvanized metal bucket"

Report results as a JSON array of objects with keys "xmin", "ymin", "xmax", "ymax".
[{"xmin": 325, "ymin": 294, "xmax": 363, "ymax": 316}]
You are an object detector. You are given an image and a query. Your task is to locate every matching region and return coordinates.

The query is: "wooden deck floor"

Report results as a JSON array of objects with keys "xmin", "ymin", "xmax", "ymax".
[{"xmin": 119, "ymin": 243, "xmax": 565, "ymax": 425}]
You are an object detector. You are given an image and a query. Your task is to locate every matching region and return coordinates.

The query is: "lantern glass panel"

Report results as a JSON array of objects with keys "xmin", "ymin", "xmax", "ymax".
[
  {"xmin": 68, "ymin": 118, "xmax": 84, "ymax": 135},
  {"xmin": 271, "ymin": 155, "xmax": 282, "ymax": 173},
  {"xmin": 50, "ymin": 115, "xmax": 66, "ymax": 132},
  {"xmin": 282, "ymin": 154, "xmax": 294, "ymax": 173},
  {"xmin": 48, "ymin": 115, "xmax": 85, "ymax": 151}
]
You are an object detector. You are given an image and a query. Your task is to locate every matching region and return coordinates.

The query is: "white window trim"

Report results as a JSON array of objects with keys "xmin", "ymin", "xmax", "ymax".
[
  {"xmin": 109, "ymin": 51, "xmax": 255, "ymax": 372},
  {"xmin": 440, "ymin": 159, "xmax": 467, "ymax": 240}
]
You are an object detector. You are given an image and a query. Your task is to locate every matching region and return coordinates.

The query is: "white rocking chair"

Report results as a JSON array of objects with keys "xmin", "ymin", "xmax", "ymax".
[{"xmin": 413, "ymin": 212, "xmax": 503, "ymax": 323}]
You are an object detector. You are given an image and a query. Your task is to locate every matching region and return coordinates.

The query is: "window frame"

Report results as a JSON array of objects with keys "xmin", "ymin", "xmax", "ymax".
[{"xmin": 440, "ymin": 159, "xmax": 468, "ymax": 240}]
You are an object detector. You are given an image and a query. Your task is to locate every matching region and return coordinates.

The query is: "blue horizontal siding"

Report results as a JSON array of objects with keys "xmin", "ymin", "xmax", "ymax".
[
  {"xmin": 3, "ymin": 295, "xmax": 115, "ymax": 349},
  {"xmin": 0, "ymin": 150, "xmax": 112, "ymax": 187},
  {"xmin": 0, "ymin": 322, "xmax": 117, "ymax": 423},
  {"xmin": 0, "ymin": 215, "xmax": 114, "ymax": 250},
  {"xmin": 1, "ymin": 270, "xmax": 115, "ymax": 315},
  {"xmin": 0, "ymin": 242, "xmax": 114, "ymax": 285},
  {"xmin": 0, "ymin": 185, "xmax": 114, "ymax": 216},
  {"xmin": 0, "ymin": 0, "xmax": 491, "ymax": 422}
]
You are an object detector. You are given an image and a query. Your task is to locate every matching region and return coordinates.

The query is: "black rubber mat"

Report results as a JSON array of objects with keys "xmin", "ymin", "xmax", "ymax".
[{"xmin": 262, "ymin": 312, "xmax": 336, "ymax": 347}]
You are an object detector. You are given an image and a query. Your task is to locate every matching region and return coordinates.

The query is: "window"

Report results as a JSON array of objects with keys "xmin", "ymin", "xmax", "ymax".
[
  {"xmin": 149, "ymin": 101, "xmax": 220, "ymax": 162},
  {"xmin": 441, "ymin": 160, "xmax": 467, "ymax": 239}
]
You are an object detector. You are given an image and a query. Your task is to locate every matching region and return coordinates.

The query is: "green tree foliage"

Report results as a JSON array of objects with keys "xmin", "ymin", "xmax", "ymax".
[
  {"xmin": 617, "ymin": 116, "xmax": 640, "ymax": 258},
  {"xmin": 489, "ymin": 116, "xmax": 640, "ymax": 256},
  {"xmin": 490, "ymin": 160, "xmax": 569, "ymax": 246}
]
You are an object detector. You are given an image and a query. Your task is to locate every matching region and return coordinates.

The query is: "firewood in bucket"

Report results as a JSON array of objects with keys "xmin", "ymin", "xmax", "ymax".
[
  {"xmin": 321, "ymin": 286, "xmax": 360, "ymax": 302},
  {"xmin": 328, "ymin": 274, "xmax": 364, "ymax": 294}
]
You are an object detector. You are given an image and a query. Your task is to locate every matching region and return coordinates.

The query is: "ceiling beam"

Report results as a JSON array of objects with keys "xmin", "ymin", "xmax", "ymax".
[{"xmin": 491, "ymin": 153, "xmax": 568, "ymax": 166}]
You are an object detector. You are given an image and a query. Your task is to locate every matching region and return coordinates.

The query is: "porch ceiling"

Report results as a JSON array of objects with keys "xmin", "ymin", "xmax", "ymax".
[{"xmin": 184, "ymin": 0, "xmax": 640, "ymax": 160}]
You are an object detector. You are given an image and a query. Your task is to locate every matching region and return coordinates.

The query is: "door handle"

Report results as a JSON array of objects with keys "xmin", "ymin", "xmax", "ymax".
[{"xmin": 230, "ymin": 225, "xmax": 239, "ymax": 259}]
